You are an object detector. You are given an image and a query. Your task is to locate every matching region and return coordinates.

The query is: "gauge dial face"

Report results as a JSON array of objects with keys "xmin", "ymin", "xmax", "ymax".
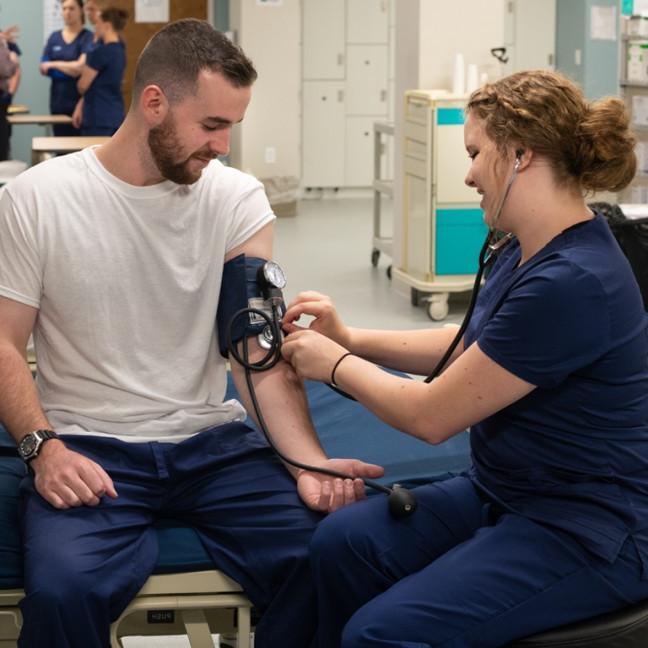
[{"xmin": 263, "ymin": 261, "xmax": 287, "ymax": 289}]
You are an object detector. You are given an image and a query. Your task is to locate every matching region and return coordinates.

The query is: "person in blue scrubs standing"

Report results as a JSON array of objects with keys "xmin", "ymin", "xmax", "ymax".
[
  {"xmin": 40, "ymin": 0, "xmax": 93, "ymax": 136},
  {"xmin": 281, "ymin": 69, "xmax": 648, "ymax": 648},
  {"xmin": 74, "ymin": 8, "xmax": 127, "ymax": 136},
  {"xmin": 0, "ymin": 29, "xmax": 20, "ymax": 160}
]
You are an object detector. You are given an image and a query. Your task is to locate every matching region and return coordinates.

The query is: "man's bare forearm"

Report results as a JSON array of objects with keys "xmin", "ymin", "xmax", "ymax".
[
  {"xmin": 231, "ymin": 349, "xmax": 327, "ymax": 479},
  {"xmin": 0, "ymin": 342, "xmax": 50, "ymax": 443}
]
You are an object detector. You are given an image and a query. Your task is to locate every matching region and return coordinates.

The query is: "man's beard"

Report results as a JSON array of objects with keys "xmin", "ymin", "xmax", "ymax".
[{"xmin": 147, "ymin": 115, "xmax": 213, "ymax": 185}]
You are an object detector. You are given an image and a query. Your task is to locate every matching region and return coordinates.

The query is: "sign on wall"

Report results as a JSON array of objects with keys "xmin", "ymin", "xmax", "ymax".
[
  {"xmin": 44, "ymin": 0, "xmax": 64, "ymax": 43},
  {"xmin": 135, "ymin": 0, "xmax": 170, "ymax": 23}
]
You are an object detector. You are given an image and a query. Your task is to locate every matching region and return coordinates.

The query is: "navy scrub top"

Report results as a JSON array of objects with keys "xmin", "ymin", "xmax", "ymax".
[
  {"xmin": 81, "ymin": 40, "xmax": 126, "ymax": 136},
  {"xmin": 42, "ymin": 28, "xmax": 93, "ymax": 116},
  {"xmin": 464, "ymin": 214, "xmax": 648, "ymax": 571}
]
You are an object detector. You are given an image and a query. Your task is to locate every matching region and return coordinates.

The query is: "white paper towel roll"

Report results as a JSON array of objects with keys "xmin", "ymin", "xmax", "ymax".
[
  {"xmin": 466, "ymin": 64, "xmax": 479, "ymax": 93},
  {"xmin": 452, "ymin": 53, "xmax": 465, "ymax": 95}
]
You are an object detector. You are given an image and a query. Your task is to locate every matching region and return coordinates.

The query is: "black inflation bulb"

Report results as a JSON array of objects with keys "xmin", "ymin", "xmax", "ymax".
[{"xmin": 388, "ymin": 484, "xmax": 417, "ymax": 518}]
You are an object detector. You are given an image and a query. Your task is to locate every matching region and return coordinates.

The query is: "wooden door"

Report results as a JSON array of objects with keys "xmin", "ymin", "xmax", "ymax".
[{"xmin": 108, "ymin": 0, "xmax": 208, "ymax": 109}]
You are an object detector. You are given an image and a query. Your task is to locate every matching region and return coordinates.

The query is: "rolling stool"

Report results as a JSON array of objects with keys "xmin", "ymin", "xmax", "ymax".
[{"xmin": 508, "ymin": 598, "xmax": 648, "ymax": 647}]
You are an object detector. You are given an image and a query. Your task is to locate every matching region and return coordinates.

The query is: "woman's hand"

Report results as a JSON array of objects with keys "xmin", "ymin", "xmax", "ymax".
[
  {"xmin": 282, "ymin": 291, "xmax": 351, "ymax": 348},
  {"xmin": 281, "ymin": 328, "xmax": 348, "ymax": 384},
  {"xmin": 72, "ymin": 98, "xmax": 83, "ymax": 129}
]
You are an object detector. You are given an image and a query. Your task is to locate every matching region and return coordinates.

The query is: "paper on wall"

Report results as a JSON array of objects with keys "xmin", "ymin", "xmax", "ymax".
[
  {"xmin": 590, "ymin": 5, "xmax": 617, "ymax": 40},
  {"xmin": 633, "ymin": 95, "xmax": 648, "ymax": 126},
  {"xmin": 44, "ymin": 0, "xmax": 64, "ymax": 43},
  {"xmin": 135, "ymin": 0, "xmax": 169, "ymax": 23}
]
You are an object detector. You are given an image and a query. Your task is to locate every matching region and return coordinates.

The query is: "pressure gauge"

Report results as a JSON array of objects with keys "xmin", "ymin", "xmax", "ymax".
[{"xmin": 260, "ymin": 261, "xmax": 287, "ymax": 290}]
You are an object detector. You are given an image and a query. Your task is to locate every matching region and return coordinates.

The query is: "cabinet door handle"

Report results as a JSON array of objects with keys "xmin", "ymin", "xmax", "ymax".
[
  {"xmin": 380, "ymin": 89, "xmax": 387, "ymax": 102},
  {"xmin": 337, "ymin": 52, "xmax": 345, "ymax": 66},
  {"xmin": 338, "ymin": 89, "xmax": 344, "ymax": 102}
]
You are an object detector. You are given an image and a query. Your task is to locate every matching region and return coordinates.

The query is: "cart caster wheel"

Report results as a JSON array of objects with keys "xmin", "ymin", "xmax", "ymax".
[
  {"xmin": 371, "ymin": 249, "xmax": 380, "ymax": 267},
  {"xmin": 411, "ymin": 288, "xmax": 420, "ymax": 307},
  {"xmin": 386, "ymin": 265, "xmax": 392, "ymax": 280},
  {"xmin": 428, "ymin": 299, "xmax": 449, "ymax": 321}
]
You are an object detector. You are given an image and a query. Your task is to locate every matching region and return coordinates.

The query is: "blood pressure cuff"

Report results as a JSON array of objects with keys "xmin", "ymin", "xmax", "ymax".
[{"xmin": 217, "ymin": 254, "xmax": 269, "ymax": 358}]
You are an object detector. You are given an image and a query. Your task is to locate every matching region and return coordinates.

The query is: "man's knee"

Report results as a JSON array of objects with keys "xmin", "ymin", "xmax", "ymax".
[{"xmin": 310, "ymin": 501, "xmax": 376, "ymax": 569}]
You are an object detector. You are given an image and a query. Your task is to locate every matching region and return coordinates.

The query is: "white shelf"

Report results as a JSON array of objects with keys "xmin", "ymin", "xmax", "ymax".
[{"xmin": 620, "ymin": 79, "xmax": 648, "ymax": 87}]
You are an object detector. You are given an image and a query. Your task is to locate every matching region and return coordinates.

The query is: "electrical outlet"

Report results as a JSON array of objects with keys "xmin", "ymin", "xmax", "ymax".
[{"xmin": 265, "ymin": 147, "xmax": 276, "ymax": 163}]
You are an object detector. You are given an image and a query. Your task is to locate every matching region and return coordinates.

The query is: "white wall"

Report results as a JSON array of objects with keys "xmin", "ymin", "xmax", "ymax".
[
  {"xmin": 229, "ymin": 0, "xmax": 301, "ymax": 179},
  {"xmin": 418, "ymin": 0, "xmax": 504, "ymax": 90}
]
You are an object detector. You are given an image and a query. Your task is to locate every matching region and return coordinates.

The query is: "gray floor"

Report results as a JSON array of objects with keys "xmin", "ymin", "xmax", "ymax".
[
  {"xmin": 122, "ymin": 194, "xmax": 471, "ymax": 648},
  {"xmin": 274, "ymin": 193, "xmax": 470, "ymax": 331}
]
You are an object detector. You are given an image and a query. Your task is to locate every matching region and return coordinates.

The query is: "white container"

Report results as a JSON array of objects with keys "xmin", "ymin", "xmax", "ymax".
[
  {"xmin": 627, "ymin": 41, "xmax": 648, "ymax": 82},
  {"xmin": 627, "ymin": 16, "xmax": 648, "ymax": 37},
  {"xmin": 452, "ymin": 53, "xmax": 465, "ymax": 95},
  {"xmin": 636, "ymin": 141, "xmax": 648, "ymax": 173}
]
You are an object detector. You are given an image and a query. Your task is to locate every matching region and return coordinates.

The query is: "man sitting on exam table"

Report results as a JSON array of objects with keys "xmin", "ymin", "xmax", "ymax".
[
  {"xmin": 0, "ymin": 18, "xmax": 381, "ymax": 648},
  {"xmin": 281, "ymin": 70, "xmax": 648, "ymax": 648}
]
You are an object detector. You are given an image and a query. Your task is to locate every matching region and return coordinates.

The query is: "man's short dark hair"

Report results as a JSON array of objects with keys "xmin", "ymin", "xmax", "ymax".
[{"xmin": 132, "ymin": 18, "xmax": 257, "ymax": 104}]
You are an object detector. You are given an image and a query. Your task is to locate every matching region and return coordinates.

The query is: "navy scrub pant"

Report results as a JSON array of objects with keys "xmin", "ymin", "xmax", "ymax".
[
  {"xmin": 312, "ymin": 475, "xmax": 648, "ymax": 648},
  {"xmin": 18, "ymin": 423, "xmax": 322, "ymax": 648}
]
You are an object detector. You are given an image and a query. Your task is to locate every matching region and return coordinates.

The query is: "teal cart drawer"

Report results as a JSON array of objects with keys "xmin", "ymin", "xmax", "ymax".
[{"xmin": 435, "ymin": 208, "xmax": 486, "ymax": 275}]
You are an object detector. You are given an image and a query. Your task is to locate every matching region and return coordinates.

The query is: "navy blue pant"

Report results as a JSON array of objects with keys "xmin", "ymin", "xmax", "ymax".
[
  {"xmin": 312, "ymin": 475, "xmax": 648, "ymax": 648},
  {"xmin": 18, "ymin": 424, "xmax": 322, "ymax": 648}
]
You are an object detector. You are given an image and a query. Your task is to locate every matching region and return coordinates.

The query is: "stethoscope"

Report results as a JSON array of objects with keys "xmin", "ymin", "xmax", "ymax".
[{"xmin": 227, "ymin": 156, "xmax": 521, "ymax": 518}]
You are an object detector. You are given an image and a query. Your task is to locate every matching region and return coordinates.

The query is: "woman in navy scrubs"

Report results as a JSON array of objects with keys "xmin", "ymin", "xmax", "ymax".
[
  {"xmin": 281, "ymin": 70, "xmax": 648, "ymax": 647},
  {"xmin": 74, "ymin": 8, "xmax": 127, "ymax": 136},
  {"xmin": 40, "ymin": 0, "xmax": 93, "ymax": 136}
]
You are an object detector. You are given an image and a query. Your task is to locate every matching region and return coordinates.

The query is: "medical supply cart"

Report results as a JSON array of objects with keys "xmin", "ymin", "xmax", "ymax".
[
  {"xmin": 392, "ymin": 90, "xmax": 486, "ymax": 321},
  {"xmin": 371, "ymin": 120, "xmax": 394, "ymax": 276}
]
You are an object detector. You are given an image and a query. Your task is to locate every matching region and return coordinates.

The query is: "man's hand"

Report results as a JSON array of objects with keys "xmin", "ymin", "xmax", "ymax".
[
  {"xmin": 1, "ymin": 26, "xmax": 19, "ymax": 43},
  {"xmin": 297, "ymin": 457, "xmax": 384, "ymax": 513},
  {"xmin": 30, "ymin": 440, "xmax": 118, "ymax": 509}
]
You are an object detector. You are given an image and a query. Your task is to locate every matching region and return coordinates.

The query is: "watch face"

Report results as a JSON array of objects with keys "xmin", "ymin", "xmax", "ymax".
[
  {"xmin": 263, "ymin": 261, "xmax": 286, "ymax": 289},
  {"xmin": 19, "ymin": 435, "xmax": 37, "ymax": 458}
]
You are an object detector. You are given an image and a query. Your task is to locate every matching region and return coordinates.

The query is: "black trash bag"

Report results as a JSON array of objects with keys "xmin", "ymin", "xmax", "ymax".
[{"xmin": 589, "ymin": 202, "xmax": 648, "ymax": 310}]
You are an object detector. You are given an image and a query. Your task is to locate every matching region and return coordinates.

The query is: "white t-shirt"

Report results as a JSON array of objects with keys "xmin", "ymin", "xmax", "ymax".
[{"xmin": 0, "ymin": 148, "xmax": 275, "ymax": 442}]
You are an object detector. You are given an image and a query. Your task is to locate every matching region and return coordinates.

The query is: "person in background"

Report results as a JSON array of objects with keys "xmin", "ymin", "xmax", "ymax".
[
  {"xmin": 74, "ymin": 7, "xmax": 127, "ymax": 135},
  {"xmin": 0, "ymin": 25, "xmax": 20, "ymax": 160},
  {"xmin": 40, "ymin": 0, "xmax": 93, "ymax": 136},
  {"xmin": 280, "ymin": 69, "xmax": 648, "ymax": 647},
  {"xmin": 83, "ymin": 0, "xmax": 105, "ymax": 45},
  {"xmin": 0, "ymin": 34, "xmax": 17, "ymax": 160}
]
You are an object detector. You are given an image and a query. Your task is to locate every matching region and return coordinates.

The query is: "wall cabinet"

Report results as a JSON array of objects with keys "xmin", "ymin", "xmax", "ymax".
[
  {"xmin": 301, "ymin": 81, "xmax": 346, "ymax": 187},
  {"xmin": 302, "ymin": 0, "xmax": 391, "ymax": 188},
  {"xmin": 302, "ymin": 0, "xmax": 345, "ymax": 79}
]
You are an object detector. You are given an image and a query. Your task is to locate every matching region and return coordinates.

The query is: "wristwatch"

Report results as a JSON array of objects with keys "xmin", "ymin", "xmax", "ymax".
[{"xmin": 18, "ymin": 429, "xmax": 58, "ymax": 463}]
